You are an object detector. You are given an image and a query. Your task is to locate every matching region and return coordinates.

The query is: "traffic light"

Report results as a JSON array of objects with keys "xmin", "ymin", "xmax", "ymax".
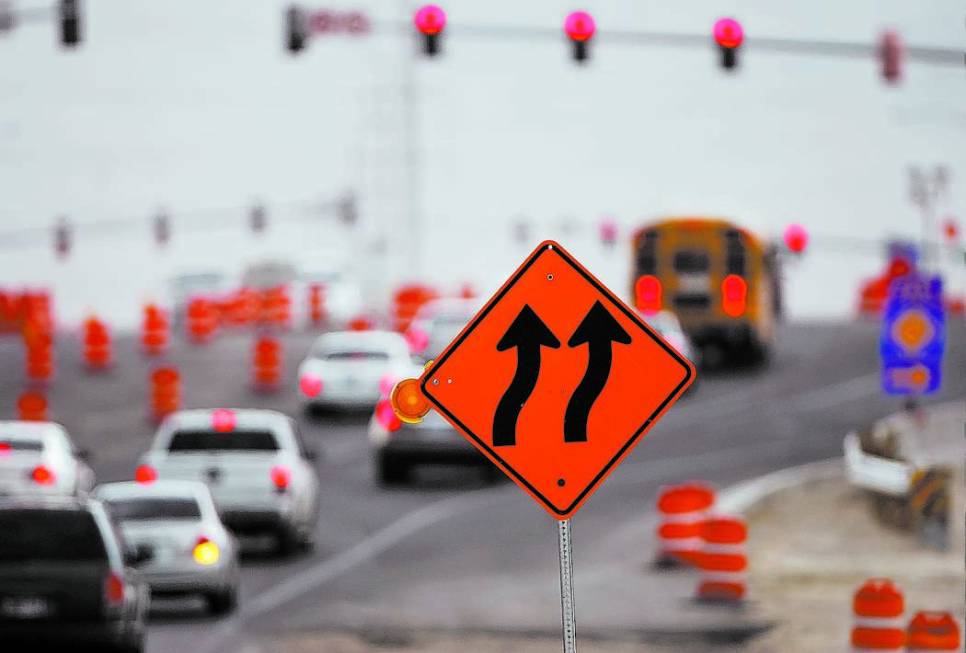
[
  {"xmin": 783, "ymin": 224, "xmax": 808, "ymax": 254},
  {"xmin": 338, "ymin": 193, "xmax": 358, "ymax": 227},
  {"xmin": 59, "ymin": 0, "xmax": 82, "ymax": 48},
  {"xmin": 879, "ymin": 30, "xmax": 903, "ymax": 85},
  {"xmin": 54, "ymin": 217, "xmax": 71, "ymax": 259},
  {"xmin": 564, "ymin": 11, "xmax": 595, "ymax": 63},
  {"xmin": 414, "ymin": 5, "xmax": 446, "ymax": 57},
  {"xmin": 153, "ymin": 209, "xmax": 170, "ymax": 247},
  {"xmin": 285, "ymin": 5, "xmax": 307, "ymax": 55},
  {"xmin": 250, "ymin": 203, "xmax": 267, "ymax": 234},
  {"xmin": 713, "ymin": 17, "xmax": 743, "ymax": 70}
]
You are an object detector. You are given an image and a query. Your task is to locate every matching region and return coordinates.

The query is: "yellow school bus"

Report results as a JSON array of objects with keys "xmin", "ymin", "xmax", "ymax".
[{"xmin": 630, "ymin": 217, "xmax": 781, "ymax": 366}]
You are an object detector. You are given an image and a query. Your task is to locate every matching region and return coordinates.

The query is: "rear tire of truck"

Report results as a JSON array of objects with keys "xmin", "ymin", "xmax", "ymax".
[{"xmin": 206, "ymin": 587, "xmax": 238, "ymax": 615}]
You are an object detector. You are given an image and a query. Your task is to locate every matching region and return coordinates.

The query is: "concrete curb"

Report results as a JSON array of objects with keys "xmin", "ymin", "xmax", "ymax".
[{"xmin": 716, "ymin": 457, "xmax": 843, "ymax": 515}]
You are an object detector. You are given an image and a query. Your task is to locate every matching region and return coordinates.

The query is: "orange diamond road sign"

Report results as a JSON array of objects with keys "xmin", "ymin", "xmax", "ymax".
[{"xmin": 420, "ymin": 241, "xmax": 695, "ymax": 519}]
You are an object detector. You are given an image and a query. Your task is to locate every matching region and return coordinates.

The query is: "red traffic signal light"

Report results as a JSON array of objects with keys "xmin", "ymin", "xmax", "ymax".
[
  {"xmin": 783, "ymin": 224, "xmax": 808, "ymax": 254},
  {"xmin": 564, "ymin": 11, "xmax": 595, "ymax": 63},
  {"xmin": 879, "ymin": 30, "xmax": 903, "ymax": 85},
  {"xmin": 414, "ymin": 5, "xmax": 446, "ymax": 57},
  {"xmin": 713, "ymin": 17, "xmax": 743, "ymax": 70}
]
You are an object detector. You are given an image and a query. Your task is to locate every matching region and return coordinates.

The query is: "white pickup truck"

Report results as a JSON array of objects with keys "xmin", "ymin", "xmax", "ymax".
[{"xmin": 137, "ymin": 409, "xmax": 319, "ymax": 554}]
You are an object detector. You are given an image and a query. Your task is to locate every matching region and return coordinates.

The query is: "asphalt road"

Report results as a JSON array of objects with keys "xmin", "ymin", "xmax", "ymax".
[{"xmin": 1, "ymin": 320, "xmax": 963, "ymax": 651}]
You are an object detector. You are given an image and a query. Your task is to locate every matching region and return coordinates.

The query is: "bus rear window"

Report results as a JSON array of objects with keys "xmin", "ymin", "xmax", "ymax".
[
  {"xmin": 168, "ymin": 430, "xmax": 279, "ymax": 452},
  {"xmin": 673, "ymin": 251, "xmax": 710, "ymax": 273}
]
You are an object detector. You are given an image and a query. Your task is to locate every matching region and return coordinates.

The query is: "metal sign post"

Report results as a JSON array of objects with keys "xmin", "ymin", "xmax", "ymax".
[{"xmin": 557, "ymin": 519, "xmax": 577, "ymax": 653}]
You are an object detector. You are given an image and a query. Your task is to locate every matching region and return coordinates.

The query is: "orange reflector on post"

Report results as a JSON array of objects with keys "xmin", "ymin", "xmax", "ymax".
[{"xmin": 390, "ymin": 377, "xmax": 431, "ymax": 424}]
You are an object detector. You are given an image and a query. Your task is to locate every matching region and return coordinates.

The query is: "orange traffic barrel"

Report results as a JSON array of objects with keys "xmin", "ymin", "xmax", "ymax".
[
  {"xmin": 906, "ymin": 611, "xmax": 961, "ymax": 652},
  {"xmin": 22, "ymin": 318, "xmax": 54, "ymax": 383},
  {"xmin": 348, "ymin": 316, "xmax": 373, "ymax": 331},
  {"xmin": 150, "ymin": 366, "xmax": 180, "ymax": 421},
  {"xmin": 17, "ymin": 391, "xmax": 48, "ymax": 421},
  {"xmin": 186, "ymin": 297, "xmax": 218, "ymax": 344},
  {"xmin": 308, "ymin": 284, "xmax": 326, "ymax": 325},
  {"xmin": 82, "ymin": 316, "xmax": 112, "ymax": 370},
  {"xmin": 851, "ymin": 579, "xmax": 905, "ymax": 652},
  {"xmin": 694, "ymin": 515, "xmax": 747, "ymax": 603},
  {"xmin": 655, "ymin": 483, "xmax": 715, "ymax": 567},
  {"xmin": 142, "ymin": 303, "xmax": 169, "ymax": 356},
  {"xmin": 252, "ymin": 335, "xmax": 282, "ymax": 391}
]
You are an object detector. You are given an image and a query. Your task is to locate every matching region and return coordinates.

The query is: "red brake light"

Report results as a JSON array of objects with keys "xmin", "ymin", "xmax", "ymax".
[
  {"xmin": 211, "ymin": 408, "xmax": 236, "ymax": 432},
  {"xmin": 635, "ymin": 275, "xmax": 662, "ymax": 315},
  {"xmin": 376, "ymin": 399, "xmax": 402, "ymax": 432},
  {"xmin": 0, "ymin": 442, "xmax": 10, "ymax": 456},
  {"xmin": 721, "ymin": 274, "xmax": 747, "ymax": 317},
  {"xmin": 270, "ymin": 465, "xmax": 291, "ymax": 491},
  {"xmin": 134, "ymin": 464, "xmax": 157, "ymax": 485},
  {"xmin": 104, "ymin": 572, "xmax": 125, "ymax": 606},
  {"xmin": 31, "ymin": 464, "xmax": 55, "ymax": 485},
  {"xmin": 299, "ymin": 373, "xmax": 322, "ymax": 398}
]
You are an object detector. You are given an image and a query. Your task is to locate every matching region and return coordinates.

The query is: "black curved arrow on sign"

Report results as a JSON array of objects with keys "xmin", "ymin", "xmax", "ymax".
[
  {"xmin": 492, "ymin": 305, "xmax": 560, "ymax": 447},
  {"xmin": 564, "ymin": 301, "xmax": 632, "ymax": 443}
]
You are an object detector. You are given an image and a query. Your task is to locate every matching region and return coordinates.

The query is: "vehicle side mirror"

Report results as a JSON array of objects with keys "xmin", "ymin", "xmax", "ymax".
[
  {"xmin": 75, "ymin": 448, "xmax": 92, "ymax": 462},
  {"xmin": 125, "ymin": 543, "xmax": 153, "ymax": 566},
  {"xmin": 304, "ymin": 448, "xmax": 319, "ymax": 462}
]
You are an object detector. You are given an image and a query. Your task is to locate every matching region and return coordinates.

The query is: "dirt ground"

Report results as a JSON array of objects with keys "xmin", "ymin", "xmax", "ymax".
[{"xmin": 743, "ymin": 470, "xmax": 964, "ymax": 653}]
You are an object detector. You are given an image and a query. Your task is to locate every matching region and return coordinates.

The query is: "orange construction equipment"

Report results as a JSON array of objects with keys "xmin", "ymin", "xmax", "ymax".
[
  {"xmin": 82, "ymin": 316, "xmax": 112, "ymax": 370},
  {"xmin": 142, "ymin": 303, "xmax": 170, "ymax": 356},
  {"xmin": 694, "ymin": 515, "xmax": 747, "ymax": 602},
  {"xmin": 308, "ymin": 284, "xmax": 326, "ymax": 325},
  {"xmin": 252, "ymin": 335, "xmax": 282, "ymax": 391},
  {"xmin": 655, "ymin": 483, "xmax": 716, "ymax": 567},
  {"xmin": 906, "ymin": 611, "xmax": 961, "ymax": 652},
  {"xmin": 186, "ymin": 297, "xmax": 218, "ymax": 344},
  {"xmin": 851, "ymin": 579, "xmax": 905, "ymax": 652},
  {"xmin": 17, "ymin": 390, "xmax": 48, "ymax": 421},
  {"xmin": 150, "ymin": 366, "xmax": 180, "ymax": 421},
  {"xmin": 22, "ymin": 317, "xmax": 54, "ymax": 383}
]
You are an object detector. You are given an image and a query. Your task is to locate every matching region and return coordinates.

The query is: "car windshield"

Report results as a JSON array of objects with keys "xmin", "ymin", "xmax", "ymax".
[
  {"xmin": 105, "ymin": 497, "xmax": 201, "ymax": 521},
  {"xmin": 168, "ymin": 429, "xmax": 278, "ymax": 452},
  {"xmin": 321, "ymin": 350, "xmax": 389, "ymax": 361},
  {"xmin": 0, "ymin": 438, "xmax": 44, "ymax": 453},
  {"xmin": 0, "ymin": 510, "xmax": 106, "ymax": 562}
]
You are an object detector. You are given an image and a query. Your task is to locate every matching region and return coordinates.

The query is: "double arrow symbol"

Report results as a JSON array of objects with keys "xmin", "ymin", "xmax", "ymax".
[{"xmin": 492, "ymin": 301, "xmax": 632, "ymax": 447}]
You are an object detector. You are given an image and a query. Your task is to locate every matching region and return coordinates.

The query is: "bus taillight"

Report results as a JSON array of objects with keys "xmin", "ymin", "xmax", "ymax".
[
  {"xmin": 635, "ymin": 275, "xmax": 663, "ymax": 315},
  {"xmin": 721, "ymin": 274, "xmax": 747, "ymax": 317}
]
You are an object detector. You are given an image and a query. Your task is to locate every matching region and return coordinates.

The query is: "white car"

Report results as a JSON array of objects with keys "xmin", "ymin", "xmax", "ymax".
[
  {"xmin": 641, "ymin": 310, "xmax": 701, "ymax": 371},
  {"xmin": 404, "ymin": 298, "xmax": 480, "ymax": 362},
  {"xmin": 297, "ymin": 330, "xmax": 422, "ymax": 412},
  {"xmin": 137, "ymin": 409, "xmax": 319, "ymax": 555},
  {"xmin": 95, "ymin": 480, "xmax": 240, "ymax": 614},
  {"xmin": 0, "ymin": 421, "xmax": 95, "ymax": 498}
]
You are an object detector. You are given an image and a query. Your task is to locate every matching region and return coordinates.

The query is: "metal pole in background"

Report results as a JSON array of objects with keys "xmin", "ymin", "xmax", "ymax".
[{"xmin": 557, "ymin": 519, "xmax": 577, "ymax": 653}]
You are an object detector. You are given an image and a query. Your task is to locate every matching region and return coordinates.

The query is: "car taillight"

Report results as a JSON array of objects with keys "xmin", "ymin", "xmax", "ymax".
[
  {"xmin": 721, "ymin": 274, "xmax": 747, "ymax": 317},
  {"xmin": 31, "ymin": 464, "xmax": 55, "ymax": 485},
  {"xmin": 271, "ymin": 465, "xmax": 291, "ymax": 491},
  {"xmin": 375, "ymin": 399, "xmax": 402, "ymax": 432},
  {"xmin": 299, "ymin": 373, "xmax": 322, "ymax": 398},
  {"xmin": 104, "ymin": 572, "xmax": 125, "ymax": 607},
  {"xmin": 134, "ymin": 464, "xmax": 157, "ymax": 485},
  {"xmin": 211, "ymin": 408, "xmax": 236, "ymax": 432},
  {"xmin": 0, "ymin": 442, "xmax": 10, "ymax": 456},
  {"xmin": 192, "ymin": 536, "xmax": 220, "ymax": 565},
  {"xmin": 635, "ymin": 275, "xmax": 662, "ymax": 315}
]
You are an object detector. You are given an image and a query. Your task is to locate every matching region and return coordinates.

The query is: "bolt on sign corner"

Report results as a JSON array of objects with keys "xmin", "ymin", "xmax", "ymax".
[{"xmin": 421, "ymin": 240, "xmax": 695, "ymax": 519}]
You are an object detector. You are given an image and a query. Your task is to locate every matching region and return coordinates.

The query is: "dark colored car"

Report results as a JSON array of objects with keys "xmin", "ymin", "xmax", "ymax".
[
  {"xmin": 0, "ymin": 497, "xmax": 150, "ymax": 652},
  {"xmin": 369, "ymin": 404, "xmax": 497, "ymax": 485}
]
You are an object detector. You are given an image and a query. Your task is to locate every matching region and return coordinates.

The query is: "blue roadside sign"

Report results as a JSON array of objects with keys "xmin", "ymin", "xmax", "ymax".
[{"xmin": 880, "ymin": 273, "xmax": 944, "ymax": 396}]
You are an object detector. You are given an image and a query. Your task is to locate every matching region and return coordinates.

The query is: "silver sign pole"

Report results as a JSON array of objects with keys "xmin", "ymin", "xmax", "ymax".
[{"xmin": 557, "ymin": 518, "xmax": 577, "ymax": 653}]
